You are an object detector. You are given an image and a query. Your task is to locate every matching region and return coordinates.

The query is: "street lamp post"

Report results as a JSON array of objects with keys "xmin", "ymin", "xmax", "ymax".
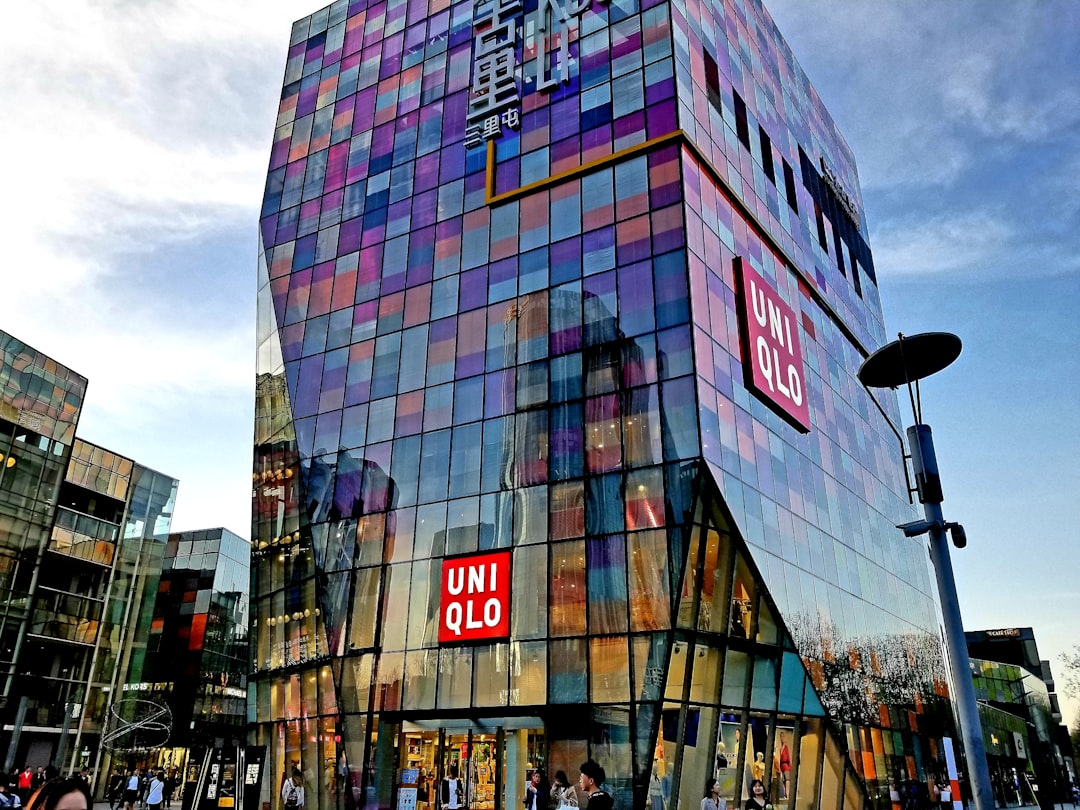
[{"xmin": 859, "ymin": 332, "xmax": 995, "ymax": 810}]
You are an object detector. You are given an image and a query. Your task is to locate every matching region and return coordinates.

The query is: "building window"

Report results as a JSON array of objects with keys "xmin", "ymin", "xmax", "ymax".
[
  {"xmin": 758, "ymin": 126, "xmax": 775, "ymax": 183},
  {"xmin": 733, "ymin": 90, "xmax": 750, "ymax": 149}
]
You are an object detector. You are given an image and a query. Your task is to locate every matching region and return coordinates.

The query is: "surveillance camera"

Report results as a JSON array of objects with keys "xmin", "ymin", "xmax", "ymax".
[{"xmin": 948, "ymin": 523, "xmax": 967, "ymax": 549}]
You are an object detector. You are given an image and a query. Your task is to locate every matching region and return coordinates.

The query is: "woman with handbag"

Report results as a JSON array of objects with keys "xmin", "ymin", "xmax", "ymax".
[{"xmin": 549, "ymin": 772, "xmax": 577, "ymax": 809}]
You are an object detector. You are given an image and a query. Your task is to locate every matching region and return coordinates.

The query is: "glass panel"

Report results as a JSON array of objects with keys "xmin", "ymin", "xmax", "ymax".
[
  {"xmin": 510, "ymin": 640, "xmax": 546, "ymax": 705},
  {"xmin": 438, "ymin": 648, "xmax": 473, "ymax": 708},
  {"xmin": 550, "ymin": 540, "xmax": 586, "ymax": 636},
  {"xmin": 721, "ymin": 650, "xmax": 748, "ymax": 707},
  {"xmin": 586, "ymin": 534, "xmax": 628, "ymax": 634},
  {"xmin": 731, "ymin": 552, "xmax": 757, "ymax": 639},
  {"xmin": 715, "ymin": 711, "xmax": 742, "ymax": 805},
  {"xmin": 590, "ymin": 636, "xmax": 630, "ymax": 703},
  {"xmin": 794, "ymin": 718, "xmax": 823, "ymax": 810},
  {"xmin": 473, "ymin": 643, "xmax": 509, "ymax": 707},
  {"xmin": 549, "ymin": 638, "xmax": 587, "ymax": 703},
  {"xmin": 627, "ymin": 529, "xmax": 669, "ymax": 631}
]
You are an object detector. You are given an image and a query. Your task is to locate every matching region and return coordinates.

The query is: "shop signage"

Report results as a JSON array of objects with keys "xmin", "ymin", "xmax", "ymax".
[
  {"xmin": 534, "ymin": 0, "xmax": 604, "ymax": 91},
  {"xmin": 1013, "ymin": 731, "xmax": 1027, "ymax": 759},
  {"xmin": 818, "ymin": 157, "xmax": 860, "ymax": 228},
  {"xmin": 985, "ymin": 628, "xmax": 1021, "ymax": 638},
  {"xmin": 465, "ymin": 0, "xmax": 523, "ymax": 148},
  {"xmin": 734, "ymin": 258, "xmax": 811, "ymax": 433},
  {"xmin": 439, "ymin": 550, "xmax": 512, "ymax": 642}
]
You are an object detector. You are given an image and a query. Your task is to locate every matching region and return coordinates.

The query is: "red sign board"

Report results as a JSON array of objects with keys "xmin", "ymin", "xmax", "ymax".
[
  {"xmin": 439, "ymin": 550, "xmax": 512, "ymax": 643},
  {"xmin": 734, "ymin": 258, "xmax": 811, "ymax": 433}
]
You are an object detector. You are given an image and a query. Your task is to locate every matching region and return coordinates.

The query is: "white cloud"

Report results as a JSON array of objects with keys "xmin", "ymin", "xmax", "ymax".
[
  {"xmin": 870, "ymin": 211, "xmax": 1012, "ymax": 278},
  {"xmin": 0, "ymin": 0, "xmax": 312, "ymax": 533}
]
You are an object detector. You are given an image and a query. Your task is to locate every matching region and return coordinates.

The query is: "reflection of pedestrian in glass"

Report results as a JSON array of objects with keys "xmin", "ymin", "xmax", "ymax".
[
  {"xmin": 551, "ymin": 771, "xmax": 578, "ymax": 808},
  {"xmin": 700, "ymin": 778, "xmax": 726, "ymax": 810}
]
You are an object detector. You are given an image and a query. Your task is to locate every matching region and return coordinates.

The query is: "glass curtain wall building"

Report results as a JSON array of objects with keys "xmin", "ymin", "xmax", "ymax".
[
  {"xmin": 0, "ymin": 333, "xmax": 179, "ymax": 781},
  {"xmin": 252, "ymin": 0, "xmax": 954, "ymax": 808}
]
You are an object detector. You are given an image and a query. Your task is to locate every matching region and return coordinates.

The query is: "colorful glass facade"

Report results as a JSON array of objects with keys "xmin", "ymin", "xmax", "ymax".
[{"xmin": 252, "ymin": 0, "xmax": 955, "ymax": 808}]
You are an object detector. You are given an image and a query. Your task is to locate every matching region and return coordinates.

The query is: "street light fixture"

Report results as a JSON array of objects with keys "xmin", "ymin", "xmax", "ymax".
[{"xmin": 858, "ymin": 332, "xmax": 995, "ymax": 810}]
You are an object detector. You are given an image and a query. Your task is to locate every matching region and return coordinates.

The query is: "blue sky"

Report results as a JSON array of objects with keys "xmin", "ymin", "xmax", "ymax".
[{"xmin": 1, "ymin": 1, "xmax": 1076, "ymax": 722}]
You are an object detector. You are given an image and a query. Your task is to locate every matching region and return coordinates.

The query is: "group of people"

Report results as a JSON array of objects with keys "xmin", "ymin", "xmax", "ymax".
[
  {"xmin": 108, "ymin": 768, "xmax": 174, "ymax": 810},
  {"xmin": 517, "ymin": 760, "xmax": 613, "ymax": 810},
  {"xmin": 0, "ymin": 775, "xmax": 91, "ymax": 810},
  {"xmin": 1, "ymin": 765, "xmax": 94, "ymax": 810},
  {"xmin": 701, "ymin": 777, "xmax": 771, "ymax": 810}
]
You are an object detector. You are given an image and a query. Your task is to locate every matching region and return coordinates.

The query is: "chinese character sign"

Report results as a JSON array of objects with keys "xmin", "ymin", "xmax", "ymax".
[
  {"xmin": 466, "ymin": 0, "xmax": 523, "ymax": 148},
  {"xmin": 439, "ymin": 550, "xmax": 512, "ymax": 642},
  {"xmin": 735, "ymin": 258, "xmax": 811, "ymax": 433}
]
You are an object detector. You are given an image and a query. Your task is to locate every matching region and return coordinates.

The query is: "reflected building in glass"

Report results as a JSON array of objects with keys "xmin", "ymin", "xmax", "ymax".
[{"xmin": 251, "ymin": 0, "xmax": 955, "ymax": 807}]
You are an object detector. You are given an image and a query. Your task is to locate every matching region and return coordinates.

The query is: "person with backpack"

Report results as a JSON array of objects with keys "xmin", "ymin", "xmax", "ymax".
[{"xmin": 281, "ymin": 768, "xmax": 304, "ymax": 810}]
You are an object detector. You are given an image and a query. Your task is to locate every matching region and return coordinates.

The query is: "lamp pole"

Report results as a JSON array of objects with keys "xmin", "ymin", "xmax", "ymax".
[
  {"xmin": 908, "ymin": 424, "xmax": 995, "ymax": 810},
  {"xmin": 859, "ymin": 333, "xmax": 995, "ymax": 810}
]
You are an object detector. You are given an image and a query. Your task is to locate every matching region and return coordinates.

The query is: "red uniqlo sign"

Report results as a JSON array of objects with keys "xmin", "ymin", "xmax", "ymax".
[
  {"xmin": 734, "ymin": 258, "xmax": 811, "ymax": 433},
  {"xmin": 439, "ymin": 550, "xmax": 512, "ymax": 643}
]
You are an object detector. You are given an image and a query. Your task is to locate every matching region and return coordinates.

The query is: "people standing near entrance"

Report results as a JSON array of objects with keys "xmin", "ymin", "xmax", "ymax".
[
  {"xmin": 701, "ymin": 778, "xmax": 726, "ymax": 810},
  {"xmin": 523, "ymin": 768, "xmax": 549, "ymax": 810},
  {"xmin": 550, "ymin": 771, "xmax": 578, "ymax": 809},
  {"xmin": 440, "ymin": 765, "xmax": 464, "ymax": 810},
  {"xmin": 577, "ymin": 761, "xmax": 613, "ymax": 810},
  {"xmin": 281, "ymin": 768, "xmax": 304, "ymax": 810},
  {"xmin": 145, "ymin": 771, "xmax": 165, "ymax": 810}
]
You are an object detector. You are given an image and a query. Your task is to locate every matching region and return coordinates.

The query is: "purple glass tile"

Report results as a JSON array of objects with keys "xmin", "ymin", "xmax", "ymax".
[
  {"xmin": 550, "ymin": 97, "xmax": 580, "ymax": 142},
  {"xmin": 269, "ymin": 139, "xmax": 290, "ymax": 170},
  {"xmin": 459, "ymin": 267, "xmax": 487, "ymax": 312},
  {"xmin": 260, "ymin": 215, "xmax": 277, "ymax": 249},
  {"xmin": 357, "ymin": 245, "xmax": 383, "ymax": 302},
  {"xmin": 340, "ymin": 217, "xmax": 363, "ymax": 254}
]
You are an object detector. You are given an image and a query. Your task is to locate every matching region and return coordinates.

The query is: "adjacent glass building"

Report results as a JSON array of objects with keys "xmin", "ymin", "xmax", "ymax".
[
  {"xmin": 252, "ymin": 0, "xmax": 956, "ymax": 808},
  {"xmin": 0, "ymin": 332, "xmax": 178, "ymax": 783}
]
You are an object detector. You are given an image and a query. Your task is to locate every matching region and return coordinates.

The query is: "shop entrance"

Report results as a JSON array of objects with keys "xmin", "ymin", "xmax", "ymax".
[{"xmin": 398, "ymin": 720, "xmax": 545, "ymax": 810}]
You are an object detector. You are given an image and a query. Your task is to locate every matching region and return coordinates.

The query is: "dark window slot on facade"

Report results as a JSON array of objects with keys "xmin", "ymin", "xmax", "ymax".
[
  {"xmin": 704, "ymin": 51, "xmax": 721, "ymax": 113},
  {"xmin": 782, "ymin": 159, "xmax": 798, "ymax": 213},
  {"xmin": 814, "ymin": 203, "xmax": 828, "ymax": 249},
  {"xmin": 758, "ymin": 126, "xmax": 775, "ymax": 183},
  {"xmin": 733, "ymin": 91, "xmax": 750, "ymax": 149},
  {"xmin": 831, "ymin": 220, "xmax": 846, "ymax": 277}
]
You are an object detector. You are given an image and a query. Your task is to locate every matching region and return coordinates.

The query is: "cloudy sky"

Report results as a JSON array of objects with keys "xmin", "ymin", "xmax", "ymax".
[{"xmin": 2, "ymin": 2, "xmax": 1077, "ymax": 721}]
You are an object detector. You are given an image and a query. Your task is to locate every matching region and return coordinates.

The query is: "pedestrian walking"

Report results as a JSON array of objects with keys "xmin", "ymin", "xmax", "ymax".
[
  {"xmin": 577, "ymin": 761, "xmax": 613, "ymax": 810},
  {"xmin": 108, "ymin": 769, "xmax": 125, "ymax": 810},
  {"xmin": 280, "ymin": 768, "xmax": 304, "ymax": 810},
  {"xmin": 123, "ymin": 769, "xmax": 140, "ymax": 810},
  {"xmin": 145, "ymin": 772, "xmax": 165, "ymax": 810}
]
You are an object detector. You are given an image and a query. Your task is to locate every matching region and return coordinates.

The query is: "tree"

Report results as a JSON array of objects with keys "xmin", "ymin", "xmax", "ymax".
[{"xmin": 1060, "ymin": 645, "xmax": 1080, "ymax": 700}]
